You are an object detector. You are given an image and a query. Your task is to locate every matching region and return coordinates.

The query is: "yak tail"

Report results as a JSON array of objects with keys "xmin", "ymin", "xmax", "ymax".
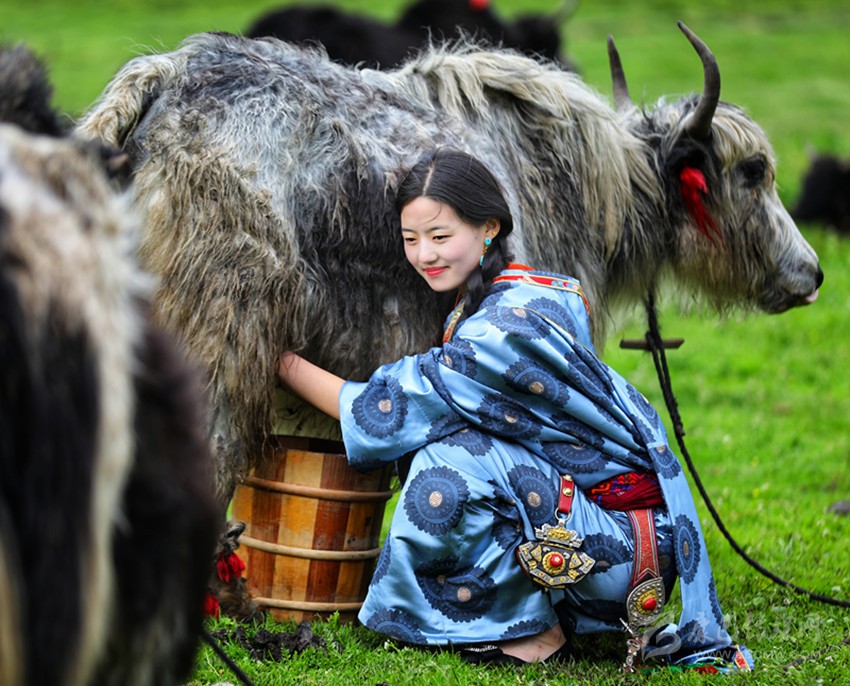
[{"xmin": 75, "ymin": 49, "xmax": 187, "ymax": 149}]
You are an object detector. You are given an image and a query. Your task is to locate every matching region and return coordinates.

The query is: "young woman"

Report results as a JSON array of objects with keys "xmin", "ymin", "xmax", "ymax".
[{"xmin": 278, "ymin": 148, "xmax": 752, "ymax": 672}]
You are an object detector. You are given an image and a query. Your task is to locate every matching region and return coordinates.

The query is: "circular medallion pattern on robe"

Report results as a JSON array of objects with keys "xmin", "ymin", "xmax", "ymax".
[
  {"xmin": 439, "ymin": 427, "xmax": 493, "ymax": 457},
  {"xmin": 507, "ymin": 464, "xmax": 557, "ymax": 527},
  {"xmin": 491, "ymin": 483, "xmax": 522, "ymax": 550},
  {"xmin": 372, "ymin": 536, "xmax": 391, "ymax": 585},
  {"xmin": 708, "ymin": 576, "xmax": 724, "ymax": 628},
  {"xmin": 651, "ymin": 443, "xmax": 681, "ymax": 479},
  {"xmin": 550, "ymin": 413, "xmax": 604, "ymax": 449},
  {"xmin": 351, "ymin": 376, "xmax": 409, "ymax": 438},
  {"xmin": 678, "ymin": 618, "xmax": 707, "ymax": 650},
  {"xmin": 562, "ymin": 347, "xmax": 611, "ymax": 405},
  {"xmin": 573, "ymin": 342, "xmax": 613, "ymax": 385},
  {"xmin": 625, "ymin": 412, "xmax": 655, "ymax": 447},
  {"xmin": 503, "ymin": 358, "xmax": 571, "ymax": 405},
  {"xmin": 543, "ymin": 440, "xmax": 608, "ymax": 474},
  {"xmin": 627, "ymin": 385, "xmax": 662, "ymax": 427},
  {"xmin": 420, "ymin": 351, "xmax": 451, "ymax": 401},
  {"xmin": 365, "ymin": 608, "xmax": 425, "ymax": 644},
  {"xmin": 485, "ymin": 305, "xmax": 549, "ymax": 340},
  {"xmin": 487, "ymin": 282, "xmax": 512, "ymax": 299},
  {"xmin": 403, "ymin": 466, "xmax": 469, "ymax": 535},
  {"xmin": 426, "ymin": 412, "xmax": 467, "ymax": 443},
  {"xmin": 582, "ymin": 533, "xmax": 631, "ymax": 575},
  {"xmin": 501, "ymin": 619, "xmax": 549, "ymax": 639},
  {"xmin": 673, "ymin": 514, "xmax": 701, "ymax": 583},
  {"xmin": 478, "ymin": 393, "xmax": 541, "ymax": 439},
  {"xmin": 415, "ymin": 560, "xmax": 497, "ymax": 622},
  {"xmin": 526, "ymin": 296, "xmax": 579, "ymax": 339},
  {"xmin": 657, "ymin": 530, "xmax": 677, "ymax": 588},
  {"xmin": 441, "ymin": 338, "xmax": 477, "ymax": 378}
]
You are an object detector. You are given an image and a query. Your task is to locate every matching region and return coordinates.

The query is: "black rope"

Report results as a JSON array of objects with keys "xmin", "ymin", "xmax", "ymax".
[
  {"xmin": 783, "ymin": 636, "xmax": 850, "ymax": 671},
  {"xmin": 201, "ymin": 626, "xmax": 257, "ymax": 686},
  {"xmin": 642, "ymin": 290, "xmax": 850, "ymax": 609}
]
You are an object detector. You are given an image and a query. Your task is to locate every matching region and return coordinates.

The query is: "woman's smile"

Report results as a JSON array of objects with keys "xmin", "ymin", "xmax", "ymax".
[{"xmin": 400, "ymin": 197, "xmax": 494, "ymax": 293}]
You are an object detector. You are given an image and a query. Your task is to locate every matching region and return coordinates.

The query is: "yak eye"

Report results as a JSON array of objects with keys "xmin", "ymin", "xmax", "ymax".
[{"xmin": 739, "ymin": 157, "xmax": 767, "ymax": 188}]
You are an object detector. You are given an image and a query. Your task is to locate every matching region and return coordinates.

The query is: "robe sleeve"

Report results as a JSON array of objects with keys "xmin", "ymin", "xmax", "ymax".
[
  {"xmin": 339, "ymin": 288, "xmax": 651, "ymax": 473},
  {"xmin": 339, "ymin": 348, "xmax": 462, "ymax": 471}
]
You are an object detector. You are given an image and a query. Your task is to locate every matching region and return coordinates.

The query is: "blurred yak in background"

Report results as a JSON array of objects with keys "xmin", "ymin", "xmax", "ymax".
[
  {"xmin": 0, "ymin": 44, "xmax": 219, "ymax": 686},
  {"xmin": 246, "ymin": 0, "xmax": 577, "ymax": 69},
  {"xmin": 76, "ymin": 25, "xmax": 822, "ymax": 504},
  {"xmin": 0, "ymin": 43, "xmax": 68, "ymax": 136},
  {"xmin": 792, "ymin": 152, "xmax": 850, "ymax": 234}
]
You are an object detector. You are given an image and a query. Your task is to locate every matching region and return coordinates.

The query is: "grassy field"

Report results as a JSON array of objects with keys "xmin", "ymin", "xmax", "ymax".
[{"xmin": 4, "ymin": 1, "xmax": 849, "ymax": 685}]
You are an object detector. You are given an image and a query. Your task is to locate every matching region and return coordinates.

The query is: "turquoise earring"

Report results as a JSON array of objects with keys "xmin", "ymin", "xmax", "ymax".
[{"xmin": 479, "ymin": 237, "xmax": 492, "ymax": 267}]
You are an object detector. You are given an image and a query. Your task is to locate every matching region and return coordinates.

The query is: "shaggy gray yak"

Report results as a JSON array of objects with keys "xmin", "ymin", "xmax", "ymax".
[
  {"xmin": 76, "ymin": 25, "xmax": 822, "ymax": 502},
  {"xmin": 0, "ymin": 57, "xmax": 219, "ymax": 684}
]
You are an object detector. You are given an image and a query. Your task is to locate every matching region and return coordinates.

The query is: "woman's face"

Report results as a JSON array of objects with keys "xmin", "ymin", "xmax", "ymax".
[{"xmin": 400, "ymin": 197, "xmax": 498, "ymax": 293}]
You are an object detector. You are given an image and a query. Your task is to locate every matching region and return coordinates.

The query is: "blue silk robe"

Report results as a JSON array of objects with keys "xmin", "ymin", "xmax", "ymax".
[{"xmin": 338, "ymin": 266, "xmax": 748, "ymax": 666}]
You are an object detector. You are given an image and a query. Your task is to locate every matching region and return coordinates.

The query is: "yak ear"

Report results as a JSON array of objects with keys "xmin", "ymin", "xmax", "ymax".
[
  {"xmin": 667, "ymin": 143, "xmax": 722, "ymax": 243},
  {"xmin": 667, "ymin": 142, "xmax": 708, "ymax": 178}
]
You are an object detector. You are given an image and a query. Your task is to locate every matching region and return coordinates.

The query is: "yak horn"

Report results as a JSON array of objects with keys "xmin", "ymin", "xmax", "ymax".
[
  {"xmin": 678, "ymin": 21, "xmax": 720, "ymax": 140},
  {"xmin": 606, "ymin": 35, "xmax": 632, "ymax": 111}
]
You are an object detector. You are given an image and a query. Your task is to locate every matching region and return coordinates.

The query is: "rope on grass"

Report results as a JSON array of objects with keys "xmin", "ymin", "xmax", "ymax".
[
  {"xmin": 641, "ymin": 289, "xmax": 850, "ymax": 610},
  {"xmin": 202, "ymin": 626, "xmax": 257, "ymax": 686},
  {"xmin": 782, "ymin": 636, "xmax": 850, "ymax": 671}
]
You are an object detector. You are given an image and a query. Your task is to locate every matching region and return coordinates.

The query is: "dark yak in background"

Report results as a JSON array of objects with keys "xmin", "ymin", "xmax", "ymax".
[
  {"xmin": 792, "ymin": 152, "xmax": 850, "ymax": 234},
  {"xmin": 246, "ymin": 0, "xmax": 577, "ymax": 69},
  {"xmin": 0, "ymin": 43, "xmax": 67, "ymax": 135},
  {"xmin": 0, "ymin": 44, "xmax": 220, "ymax": 686}
]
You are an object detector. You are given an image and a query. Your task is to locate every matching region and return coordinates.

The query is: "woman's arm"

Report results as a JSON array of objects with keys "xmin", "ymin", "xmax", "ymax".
[{"xmin": 278, "ymin": 352, "xmax": 344, "ymax": 420}]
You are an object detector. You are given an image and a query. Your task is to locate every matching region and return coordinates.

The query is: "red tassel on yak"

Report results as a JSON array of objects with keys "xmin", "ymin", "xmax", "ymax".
[
  {"xmin": 679, "ymin": 166, "xmax": 721, "ymax": 244},
  {"xmin": 203, "ymin": 591, "xmax": 220, "ymax": 618},
  {"xmin": 216, "ymin": 551, "xmax": 247, "ymax": 583}
]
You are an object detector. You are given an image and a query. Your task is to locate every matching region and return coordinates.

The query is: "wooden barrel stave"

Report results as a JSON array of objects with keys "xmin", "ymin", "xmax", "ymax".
[{"xmin": 232, "ymin": 436, "xmax": 393, "ymax": 623}]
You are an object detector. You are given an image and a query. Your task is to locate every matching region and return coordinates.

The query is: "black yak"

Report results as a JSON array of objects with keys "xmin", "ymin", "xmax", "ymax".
[
  {"xmin": 75, "ymin": 25, "xmax": 822, "ymax": 503},
  {"xmin": 0, "ymin": 44, "xmax": 219, "ymax": 686},
  {"xmin": 0, "ymin": 43, "xmax": 68, "ymax": 136},
  {"xmin": 792, "ymin": 152, "xmax": 850, "ymax": 234},
  {"xmin": 245, "ymin": 0, "xmax": 575, "ymax": 69}
]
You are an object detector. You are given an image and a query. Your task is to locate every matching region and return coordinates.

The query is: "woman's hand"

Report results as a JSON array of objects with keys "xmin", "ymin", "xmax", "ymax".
[{"xmin": 277, "ymin": 352, "xmax": 344, "ymax": 420}]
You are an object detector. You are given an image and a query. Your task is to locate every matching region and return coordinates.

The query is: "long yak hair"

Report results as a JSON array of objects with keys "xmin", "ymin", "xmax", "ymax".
[{"xmin": 0, "ymin": 118, "xmax": 218, "ymax": 685}]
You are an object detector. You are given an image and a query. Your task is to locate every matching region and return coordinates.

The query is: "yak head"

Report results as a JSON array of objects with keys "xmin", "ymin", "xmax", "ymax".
[{"xmin": 611, "ymin": 23, "xmax": 823, "ymax": 316}]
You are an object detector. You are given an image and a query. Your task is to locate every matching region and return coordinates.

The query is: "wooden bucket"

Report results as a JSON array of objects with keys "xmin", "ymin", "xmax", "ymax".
[{"xmin": 232, "ymin": 436, "xmax": 394, "ymax": 623}]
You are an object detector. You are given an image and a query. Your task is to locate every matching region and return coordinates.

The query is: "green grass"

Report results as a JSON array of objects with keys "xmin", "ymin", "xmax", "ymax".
[{"xmin": 4, "ymin": 1, "xmax": 849, "ymax": 684}]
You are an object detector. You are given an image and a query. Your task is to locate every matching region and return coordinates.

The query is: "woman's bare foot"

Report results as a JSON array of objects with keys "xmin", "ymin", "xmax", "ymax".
[{"xmin": 498, "ymin": 622, "xmax": 568, "ymax": 663}]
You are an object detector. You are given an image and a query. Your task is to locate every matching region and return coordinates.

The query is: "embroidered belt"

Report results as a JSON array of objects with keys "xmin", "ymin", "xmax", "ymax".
[
  {"xmin": 516, "ymin": 474, "xmax": 665, "ymax": 628},
  {"xmin": 624, "ymin": 508, "xmax": 665, "ymax": 628},
  {"xmin": 621, "ymin": 508, "xmax": 666, "ymax": 674},
  {"xmin": 515, "ymin": 474, "xmax": 595, "ymax": 589}
]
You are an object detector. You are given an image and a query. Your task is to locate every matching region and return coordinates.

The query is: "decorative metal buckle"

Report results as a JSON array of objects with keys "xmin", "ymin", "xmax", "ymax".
[
  {"xmin": 515, "ymin": 518, "xmax": 595, "ymax": 589},
  {"xmin": 625, "ymin": 575, "xmax": 665, "ymax": 628},
  {"xmin": 619, "ymin": 575, "xmax": 666, "ymax": 673}
]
